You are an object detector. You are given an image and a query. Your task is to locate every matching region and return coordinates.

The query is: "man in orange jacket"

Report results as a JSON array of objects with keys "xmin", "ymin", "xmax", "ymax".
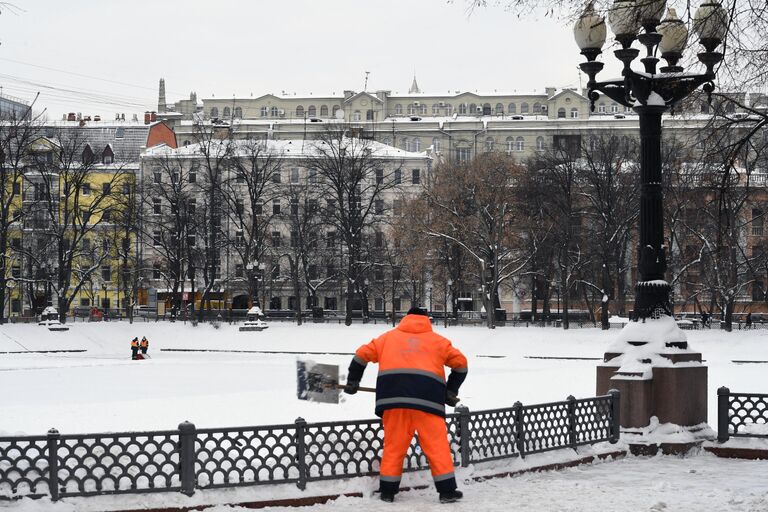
[{"xmin": 344, "ymin": 306, "xmax": 468, "ymax": 503}]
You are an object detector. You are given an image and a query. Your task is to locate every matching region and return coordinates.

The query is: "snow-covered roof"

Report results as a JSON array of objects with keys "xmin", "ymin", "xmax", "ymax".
[{"xmin": 142, "ymin": 137, "xmax": 431, "ymax": 160}]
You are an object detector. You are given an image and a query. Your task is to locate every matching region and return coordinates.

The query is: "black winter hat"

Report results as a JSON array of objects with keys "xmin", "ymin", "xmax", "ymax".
[{"xmin": 406, "ymin": 305, "xmax": 429, "ymax": 317}]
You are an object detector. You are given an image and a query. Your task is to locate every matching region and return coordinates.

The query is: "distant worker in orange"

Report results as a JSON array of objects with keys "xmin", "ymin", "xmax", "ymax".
[
  {"xmin": 140, "ymin": 336, "xmax": 149, "ymax": 355},
  {"xmin": 344, "ymin": 306, "xmax": 468, "ymax": 503},
  {"xmin": 130, "ymin": 337, "xmax": 139, "ymax": 360}
]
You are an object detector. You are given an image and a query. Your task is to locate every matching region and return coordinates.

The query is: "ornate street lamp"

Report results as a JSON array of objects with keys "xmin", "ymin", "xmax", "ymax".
[
  {"xmin": 575, "ymin": 0, "xmax": 726, "ymax": 338},
  {"xmin": 576, "ymin": 0, "xmax": 728, "ymax": 431}
]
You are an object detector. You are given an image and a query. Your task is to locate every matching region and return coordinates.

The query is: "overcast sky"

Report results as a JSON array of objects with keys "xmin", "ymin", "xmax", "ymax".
[{"xmin": 0, "ymin": 0, "xmax": 624, "ymax": 119}]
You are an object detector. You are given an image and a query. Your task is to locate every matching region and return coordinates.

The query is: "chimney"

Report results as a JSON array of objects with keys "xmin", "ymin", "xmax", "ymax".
[
  {"xmin": 67, "ymin": 113, "xmax": 76, "ymax": 121},
  {"xmin": 545, "ymin": 87, "xmax": 557, "ymax": 98},
  {"xmin": 121, "ymin": 113, "xmax": 125, "ymax": 121},
  {"xmin": 132, "ymin": 113, "xmax": 138, "ymax": 122},
  {"xmin": 150, "ymin": 111, "xmax": 157, "ymax": 122},
  {"xmin": 158, "ymin": 78, "xmax": 167, "ymax": 113},
  {"xmin": 115, "ymin": 113, "xmax": 120, "ymax": 120},
  {"xmin": 344, "ymin": 90, "xmax": 354, "ymax": 100},
  {"xmin": 144, "ymin": 111, "xmax": 151, "ymax": 124}
]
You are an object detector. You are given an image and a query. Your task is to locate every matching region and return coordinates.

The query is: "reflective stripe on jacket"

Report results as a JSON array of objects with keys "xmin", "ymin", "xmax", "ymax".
[{"xmin": 348, "ymin": 314, "xmax": 468, "ymax": 417}]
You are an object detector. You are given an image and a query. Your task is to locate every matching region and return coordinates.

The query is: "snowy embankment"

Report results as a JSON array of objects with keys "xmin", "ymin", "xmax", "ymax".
[{"xmin": 0, "ymin": 321, "xmax": 767, "ymax": 434}]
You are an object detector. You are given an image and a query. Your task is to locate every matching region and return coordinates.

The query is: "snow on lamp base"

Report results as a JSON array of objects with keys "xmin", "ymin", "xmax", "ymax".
[{"xmin": 596, "ymin": 316, "xmax": 708, "ymax": 430}]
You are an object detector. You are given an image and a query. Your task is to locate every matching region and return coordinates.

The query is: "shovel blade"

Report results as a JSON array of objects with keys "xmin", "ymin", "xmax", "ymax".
[{"xmin": 296, "ymin": 360, "xmax": 340, "ymax": 404}]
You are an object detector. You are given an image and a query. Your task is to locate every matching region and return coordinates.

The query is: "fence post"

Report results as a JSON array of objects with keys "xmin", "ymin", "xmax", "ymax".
[
  {"xmin": 513, "ymin": 401, "xmax": 525, "ymax": 459},
  {"xmin": 608, "ymin": 389, "xmax": 620, "ymax": 443},
  {"xmin": 295, "ymin": 417, "xmax": 308, "ymax": 490},
  {"xmin": 46, "ymin": 428, "xmax": 60, "ymax": 501},
  {"xmin": 566, "ymin": 395, "xmax": 577, "ymax": 450},
  {"xmin": 455, "ymin": 406, "xmax": 471, "ymax": 467},
  {"xmin": 717, "ymin": 387, "xmax": 730, "ymax": 443},
  {"xmin": 178, "ymin": 421, "xmax": 196, "ymax": 496}
]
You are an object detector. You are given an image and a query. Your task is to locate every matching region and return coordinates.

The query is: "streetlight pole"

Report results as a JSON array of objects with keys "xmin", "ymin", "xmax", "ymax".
[
  {"xmin": 576, "ymin": 0, "xmax": 727, "ymax": 430},
  {"xmin": 575, "ymin": 0, "xmax": 725, "ymax": 343}
]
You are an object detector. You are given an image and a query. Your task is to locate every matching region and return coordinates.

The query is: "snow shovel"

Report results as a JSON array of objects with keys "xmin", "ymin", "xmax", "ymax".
[{"xmin": 296, "ymin": 360, "xmax": 375, "ymax": 404}]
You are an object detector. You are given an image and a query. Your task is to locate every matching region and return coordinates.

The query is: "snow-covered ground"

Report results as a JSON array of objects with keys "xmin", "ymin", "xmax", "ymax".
[
  {"xmin": 1, "ymin": 321, "xmax": 767, "ymax": 434},
  {"xmin": 3, "ymin": 321, "xmax": 768, "ymax": 511}
]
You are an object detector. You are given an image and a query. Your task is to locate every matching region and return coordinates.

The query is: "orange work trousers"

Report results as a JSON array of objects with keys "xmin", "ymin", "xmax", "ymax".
[{"xmin": 380, "ymin": 408, "xmax": 455, "ymax": 481}]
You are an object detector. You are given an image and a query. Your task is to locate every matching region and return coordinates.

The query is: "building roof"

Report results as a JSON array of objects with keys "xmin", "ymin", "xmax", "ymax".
[{"xmin": 143, "ymin": 137, "xmax": 431, "ymax": 160}]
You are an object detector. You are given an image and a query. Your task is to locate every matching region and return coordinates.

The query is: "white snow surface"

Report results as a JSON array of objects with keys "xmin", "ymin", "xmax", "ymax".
[
  {"xmin": 3, "ymin": 321, "xmax": 768, "ymax": 511},
  {"xmin": 1, "ymin": 321, "xmax": 767, "ymax": 434},
  {"xmin": 9, "ymin": 452, "xmax": 768, "ymax": 512}
]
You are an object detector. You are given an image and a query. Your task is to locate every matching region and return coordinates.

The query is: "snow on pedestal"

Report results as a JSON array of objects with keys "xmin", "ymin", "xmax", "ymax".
[{"xmin": 597, "ymin": 316, "xmax": 708, "ymax": 432}]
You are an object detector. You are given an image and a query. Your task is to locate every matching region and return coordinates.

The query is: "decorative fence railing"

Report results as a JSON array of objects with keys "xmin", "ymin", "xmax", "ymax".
[
  {"xmin": 717, "ymin": 387, "xmax": 768, "ymax": 443},
  {"xmin": 0, "ymin": 391, "xmax": 619, "ymax": 501}
]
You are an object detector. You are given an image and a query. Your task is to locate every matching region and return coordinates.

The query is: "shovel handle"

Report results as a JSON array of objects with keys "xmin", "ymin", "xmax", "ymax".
[{"xmin": 331, "ymin": 383, "xmax": 376, "ymax": 393}]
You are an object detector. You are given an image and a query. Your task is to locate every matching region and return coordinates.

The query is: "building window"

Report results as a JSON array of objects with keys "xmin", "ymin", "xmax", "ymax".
[
  {"xmin": 432, "ymin": 137, "xmax": 441, "ymax": 152},
  {"xmin": 515, "ymin": 137, "xmax": 525, "ymax": 152},
  {"xmin": 752, "ymin": 208, "xmax": 764, "ymax": 236},
  {"xmin": 102, "ymin": 182, "xmax": 111, "ymax": 194},
  {"xmin": 598, "ymin": 103, "xmax": 606, "ymax": 113},
  {"xmin": 290, "ymin": 167, "xmax": 300, "ymax": 183},
  {"xmin": 320, "ymin": 105, "xmax": 328, "ymax": 116},
  {"xmin": 188, "ymin": 198, "xmax": 196, "ymax": 215},
  {"xmin": 291, "ymin": 198, "xmax": 299, "ymax": 215},
  {"xmin": 366, "ymin": 109, "xmax": 375, "ymax": 121},
  {"xmin": 272, "ymin": 200, "xmax": 281, "ymax": 215},
  {"xmin": 458, "ymin": 104, "xmax": 467, "ymax": 115},
  {"xmin": 508, "ymin": 103, "xmax": 516, "ymax": 114},
  {"xmin": 393, "ymin": 297, "xmax": 402, "ymax": 312},
  {"xmin": 611, "ymin": 104, "xmax": 618, "ymax": 113},
  {"xmin": 375, "ymin": 168, "xmax": 384, "ymax": 184},
  {"xmin": 332, "ymin": 105, "xmax": 340, "ymax": 117},
  {"xmin": 272, "ymin": 170, "xmax": 281, "ymax": 183},
  {"xmin": 235, "ymin": 199, "xmax": 244, "ymax": 215},
  {"xmin": 271, "ymin": 231, "xmax": 281, "ymax": 247},
  {"xmin": 457, "ymin": 148, "xmax": 471, "ymax": 162},
  {"xmin": 296, "ymin": 105, "xmax": 305, "ymax": 117},
  {"xmin": 353, "ymin": 110, "xmax": 362, "ymax": 121},
  {"xmin": 375, "ymin": 297, "xmax": 384, "ymax": 311},
  {"xmin": 495, "ymin": 103, "xmax": 504, "ymax": 115},
  {"xmin": 521, "ymin": 102, "xmax": 529, "ymax": 114},
  {"xmin": 153, "ymin": 198, "xmax": 161, "ymax": 214},
  {"xmin": 101, "ymin": 266, "xmax": 112, "ymax": 282},
  {"xmin": 420, "ymin": 105, "xmax": 427, "ymax": 115},
  {"xmin": 236, "ymin": 230, "xmax": 245, "ymax": 246},
  {"xmin": 81, "ymin": 183, "xmax": 90, "ymax": 196},
  {"xmin": 403, "ymin": 138, "xmax": 411, "ymax": 152},
  {"xmin": 536, "ymin": 136, "xmax": 545, "ymax": 151},
  {"xmin": 375, "ymin": 231, "xmax": 384, "ymax": 248},
  {"xmin": 210, "ymin": 107, "xmax": 219, "ymax": 118},
  {"xmin": 484, "ymin": 137, "xmax": 494, "ymax": 152},
  {"xmin": 412, "ymin": 169, "xmax": 421, "ymax": 184},
  {"xmin": 432, "ymin": 104, "xmax": 440, "ymax": 115},
  {"xmin": 394, "ymin": 169, "xmax": 402, "ymax": 184},
  {"xmin": 395, "ymin": 104, "xmax": 402, "ymax": 115},
  {"xmin": 393, "ymin": 199, "xmax": 403, "ymax": 216},
  {"xmin": 270, "ymin": 296, "xmax": 282, "ymax": 310},
  {"xmin": 234, "ymin": 107, "xmax": 242, "ymax": 118},
  {"xmin": 260, "ymin": 106, "xmax": 268, "ymax": 117},
  {"xmin": 308, "ymin": 105, "xmax": 316, "ymax": 117},
  {"xmin": 223, "ymin": 107, "xmax": 231, "ymax": 118},
  {"xmin": 558, "ymin": 108, "xmax": 566, "ymax": 118},
  {"xmin": 375, "ymin": 199, "xmax": 384, "ymax": 215},
  {"xmin": 533, "ymin": 102, "xmax": 542, "ymax": 114},
  {"xmin": 753, "ymin": 280, "xmax": 765, "ymax": 301},
  {"xmin": 11, "ymin": 264, "xmax": 20, "ymax": 278},
  {"xmin": 413, "ymin": 138, "xmax": 421, "ymax": 152},
  {"xmin": 325, "ymin": 296, "xmax": 337, "ymax": 310},
  {"xmin": 270, "ymin": 106, "xmax": 279, "ymax": 117},
  {"xmin": 152, "ymin": 264, "xmax": 161, "ymax": 279},
  {"xmin": 445, "ymin": 104, "xmax": 452, "ymax": 115},
  {"xmin": 153, "ymin": 230, "xmax": 162, "ymax": 247},
  {"xmin": 102, "ymin": 210, "xmax": 111, "ymax": 223},
  {"xmin": 326, "ymin": 232, "xmax": 336, "ymax": 249}
]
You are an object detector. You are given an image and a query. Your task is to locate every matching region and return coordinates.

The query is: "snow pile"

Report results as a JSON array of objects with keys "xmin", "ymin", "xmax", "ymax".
[{"xmin": 622, "ymin": 416, "xmax": 715, "ymax": 444}]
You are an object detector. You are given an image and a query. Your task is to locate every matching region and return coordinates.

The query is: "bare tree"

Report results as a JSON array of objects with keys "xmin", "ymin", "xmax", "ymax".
[
  {"xmin": 28, "ymin": 129, "xmax": 129, "ymax": 322},
  {"xmin": 0, "ymin": 98, "xmax": 39, "ymax": 322},
  {"xmin": 305, "ymin": 126, "xmax": 400, "ymax": 325},
  {"xmin": 421, "ymin": 153, "xmax": 529, "ymax": 328}
]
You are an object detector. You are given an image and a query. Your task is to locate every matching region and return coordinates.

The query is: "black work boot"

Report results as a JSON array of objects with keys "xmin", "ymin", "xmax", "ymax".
[
  {"xmin": 379, "ymin": 491, "xmax": 395, "ymax": 503},
  {"xmin": 439, "ymin": 489, "xmax": 463, "ymax": 503}
]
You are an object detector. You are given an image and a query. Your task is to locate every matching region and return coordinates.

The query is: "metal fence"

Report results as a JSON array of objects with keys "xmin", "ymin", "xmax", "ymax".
[
  {"xmin": 0, "ymin": 392, "xmax": 619, "ymax": 501},
  {"xmin": 717, "ymin": 387, "xmax": 768, "ymax": 443}
]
